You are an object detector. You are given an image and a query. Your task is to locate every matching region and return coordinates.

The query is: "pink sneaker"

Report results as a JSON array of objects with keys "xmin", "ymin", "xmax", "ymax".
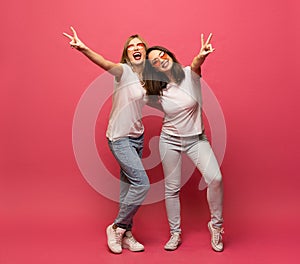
[
  {"xmin": 208, "ymin": 221, "xmax": 224, "ymax": 252},
  {"xmin": 106, "ymin": 224, "xmax": 126, "ymax": 254},
  {"xmin": 122, "ymin": 231, "xmax": 144, "ymax": 252},
  {"xmin": 164, "ymin": 233, "xmax": 182, "ymax": 251}
]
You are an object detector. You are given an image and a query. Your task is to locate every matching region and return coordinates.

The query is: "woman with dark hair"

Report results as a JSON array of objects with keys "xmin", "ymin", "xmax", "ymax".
[
  {"xmin": 63, "ymin": 27, "xmax": 150, "ymax": 254},
  {"xmin": 143, "ymin": 34, "xmax": 224, "ymax": 252}
]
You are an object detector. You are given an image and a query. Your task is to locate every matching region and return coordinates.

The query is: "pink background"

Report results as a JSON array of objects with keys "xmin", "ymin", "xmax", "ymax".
[{"xmin": 1, "ymin": 0, "xmax": 299, "ymax": 263}]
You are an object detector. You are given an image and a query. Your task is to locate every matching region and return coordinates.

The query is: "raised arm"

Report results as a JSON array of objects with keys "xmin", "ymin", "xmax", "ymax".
[
  {"xmin": 191, "ymin": 33, "xmax": 215, "ymax": 76},
  {"xmin": 63, "ymin": 26, "xmax": 123, "ymax": 78}
]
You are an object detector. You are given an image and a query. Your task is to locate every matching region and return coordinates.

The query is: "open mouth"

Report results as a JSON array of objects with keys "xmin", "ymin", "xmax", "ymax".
[
  {"xmin": 133, "ymin": 52, "xmax": 142, "ymax": 60},
  {"xmin": 161, "ymin": 60, "xmax": 169, "ymax": 69}
]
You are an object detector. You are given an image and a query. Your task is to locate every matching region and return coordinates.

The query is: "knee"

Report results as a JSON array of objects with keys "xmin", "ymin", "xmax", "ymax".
[
  {"xmin": 139, "ymin": 178, "xmax": 150, "ymax": 194},
  {"xmin": 143, "ymin": 182, "xmax": 150, "ymax": 193},
  {"xmin": 209, "ymin": 172, "xmax": 223, "ymax": 188},
  {"xmin": 132, "ymin": 182, "xmax": 150, "ymax": 198}
]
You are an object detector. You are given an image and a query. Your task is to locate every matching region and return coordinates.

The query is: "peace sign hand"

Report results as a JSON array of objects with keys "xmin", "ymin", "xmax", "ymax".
[
  {"xmin": 198, "ymin": 33, "xmax": 215, "ymax": 58},
  {"xmin": 63, "ymin": 26, "xmax": 87, "ymax": 51}
]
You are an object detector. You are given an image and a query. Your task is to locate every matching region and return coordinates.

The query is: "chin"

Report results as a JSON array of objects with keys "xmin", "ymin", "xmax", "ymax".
[{"xmin": 132, "ymin": 60, "xmax": 144, "ymax": 65}]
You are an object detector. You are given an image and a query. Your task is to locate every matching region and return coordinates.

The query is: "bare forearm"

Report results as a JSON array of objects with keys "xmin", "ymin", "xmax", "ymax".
[
  {"xmin": 191, "ymin": 55, "xmax": 206, "ymax": 75},
  {"xmin": 80, "ymin": 47, "xmax": 122, "ymax": 76},
  {"xmin": 63, "ymin": 27, "xmax": 123, "ymax": 77}
]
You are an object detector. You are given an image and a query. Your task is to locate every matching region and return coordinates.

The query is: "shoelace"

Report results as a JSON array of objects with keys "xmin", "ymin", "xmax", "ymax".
[
  {"xmin": 113, "ymin": 230, "xmax": 123, "ymax": 244},
  {"xmin": 212, "ymin": 228, "xmax": 224, "ymax": 244},
  {"xmin": 126, "ymin": 235, "xmax": 139, "ymax": 244},
  {"xmin": 169, "ymin": 234, "xmax": 180, "ymax": 244}
]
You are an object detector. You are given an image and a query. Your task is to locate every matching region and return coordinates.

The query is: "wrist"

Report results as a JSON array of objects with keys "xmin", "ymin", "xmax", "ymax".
[
  {"xmin": 196, "ymin": 55, "xmax": 206, "ymax": 66},
  {"xmin": 79, "ymin": 45, "xmax": 89, "ymax": 53},
  {"xmin": 197, "ymin": 54, "xmax": 206, "ymax": 60}
]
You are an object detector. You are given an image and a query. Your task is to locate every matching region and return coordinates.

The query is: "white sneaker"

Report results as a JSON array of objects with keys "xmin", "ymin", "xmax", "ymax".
[
  {"xmin": 164, "ymin": 232, "xmax": 182, "ymax": 251},
  {"xmin": 208, "ymin": 221, "xmax": 224, "ymax": 252},
  {"xmin": 106, "ymin": 224, "xmax": 126, "ymax": 254},
  {"xmin": 122, "ymin": 231, "xmax": 144, "ymax": 252}
]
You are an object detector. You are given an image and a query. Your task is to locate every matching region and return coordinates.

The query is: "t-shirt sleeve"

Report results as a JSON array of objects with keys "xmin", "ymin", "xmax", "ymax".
[
  {"xmin": 185, "ymin": 66, "xmax": 201, "ymax": 88},
  {"xmin": 114, "ymin": 63, "xmax": 128, "ymax": 84}
]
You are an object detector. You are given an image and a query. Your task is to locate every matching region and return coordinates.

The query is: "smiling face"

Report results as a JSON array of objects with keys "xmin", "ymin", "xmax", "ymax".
[
  {"xmin": 148, "ymin": 49, "xmax": 173, "ymax": 72},
  {"xmin": 126, "ymin": 38, "xmax": 146, "ymax": 66}
]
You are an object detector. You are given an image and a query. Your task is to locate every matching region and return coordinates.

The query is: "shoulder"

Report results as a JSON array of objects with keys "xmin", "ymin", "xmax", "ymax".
[
  {"xmin": 184, "ymin": 66, "xmax": 201, "ymax": 80},
  {"xmin": 182, "ymin": 66, "xmax": 194, "ymax": 76},
  {"xmin": 117, "ymin": 63, "xmax": 132, "ymax": 75},
  {"xmin": 182, "ymin": 66, "xmax": 193, "ymax": 77},
  {"xmin": 122, "ymin": 63, "xmax": 134, "ymax": 73},
  {"xmin": 115, "ymin": 63, "xmax": 134, "ymax": 82},
  {"xmin": 116, "ymin": 63, "xmax": 141, "ymax": 86}
]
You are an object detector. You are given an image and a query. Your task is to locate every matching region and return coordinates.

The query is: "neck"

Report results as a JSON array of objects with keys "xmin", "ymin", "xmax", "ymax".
[
  {"xmin": 131, "ymin": 63, "xmax": 144, "ymax": 75},
  {"xmin": 131, "ymin": 63, "xmax": 145, "ymax": 87}
]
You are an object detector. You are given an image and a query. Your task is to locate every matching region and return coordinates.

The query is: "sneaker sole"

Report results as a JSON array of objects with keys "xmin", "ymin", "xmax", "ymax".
[
  {"xmin": 122, "ymin": 244, "xmax": 144, "ymax": 252},
  {"xmin": 164, "ymin": 241, "xmax": 182, "ymax": 251}
]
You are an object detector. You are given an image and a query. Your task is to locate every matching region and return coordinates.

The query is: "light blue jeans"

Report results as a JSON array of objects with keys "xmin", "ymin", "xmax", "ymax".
[
  {"xmin": 108, "ymin": 134, "xmax": 150, "ymax": 230},
  {"xmin": 159, "ymin": 132, "xmax": 223, "ymax": 234}
]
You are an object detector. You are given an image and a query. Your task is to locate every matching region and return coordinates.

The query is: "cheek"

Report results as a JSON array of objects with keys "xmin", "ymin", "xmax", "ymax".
[
  {"xmin": 127, "ymin": 53, "xmax": 134, "ymax": 60},
  {"xmin": 141, "ymin": 50, "xmax": 146, "ymax": 58}
]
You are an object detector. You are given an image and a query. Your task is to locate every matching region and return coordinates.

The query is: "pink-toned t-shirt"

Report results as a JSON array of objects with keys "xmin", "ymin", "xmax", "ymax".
[
  {"xmin": 160, "ymin": 66, "xmax": 203, "ymax": 137},
  {"xmin": 106, "ymin": 64, "xmax": 146, "ymax": 141}
]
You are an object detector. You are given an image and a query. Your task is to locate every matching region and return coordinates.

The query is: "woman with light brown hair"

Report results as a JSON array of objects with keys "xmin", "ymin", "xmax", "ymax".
[{"xmin": 63, "ymin": 27, "xmax": 150, "ymax": 254}]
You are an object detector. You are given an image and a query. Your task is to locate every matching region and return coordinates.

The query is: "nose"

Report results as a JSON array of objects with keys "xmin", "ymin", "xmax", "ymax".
[{"xmin": 157, "ymin": 56, "xmax": 166, "ymax": 66}]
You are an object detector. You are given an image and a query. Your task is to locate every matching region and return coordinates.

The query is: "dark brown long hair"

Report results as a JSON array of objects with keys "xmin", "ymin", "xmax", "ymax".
[
  {"xmin": 120, "ymin": 34, "xmax": 148, "ymax": 64},
  {"xmin": 143, "ymin": 46, "xmax": 185, "ymax": 96}
]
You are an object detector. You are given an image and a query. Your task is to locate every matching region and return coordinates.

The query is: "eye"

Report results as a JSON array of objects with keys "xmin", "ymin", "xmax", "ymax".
[
  {"xmin": 137, "ymin": 43, "xmax": 145, "ymax": 49},
  {"xmin": 127, "ymin": 44, "xmax": 134, "ymax": 51},
  {"xmin": 152, "ymin": 59, "xmax": 159, "ymax": 67}
]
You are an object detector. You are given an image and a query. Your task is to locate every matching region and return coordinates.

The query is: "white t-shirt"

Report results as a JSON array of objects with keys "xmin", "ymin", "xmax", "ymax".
[
  {"xmin": 106, "ymin": 64, "xmax": 146, "ymax": 141},
  {"xmin": 160, "ymin": 66, "xmax": 203, "ymax": 137}
]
